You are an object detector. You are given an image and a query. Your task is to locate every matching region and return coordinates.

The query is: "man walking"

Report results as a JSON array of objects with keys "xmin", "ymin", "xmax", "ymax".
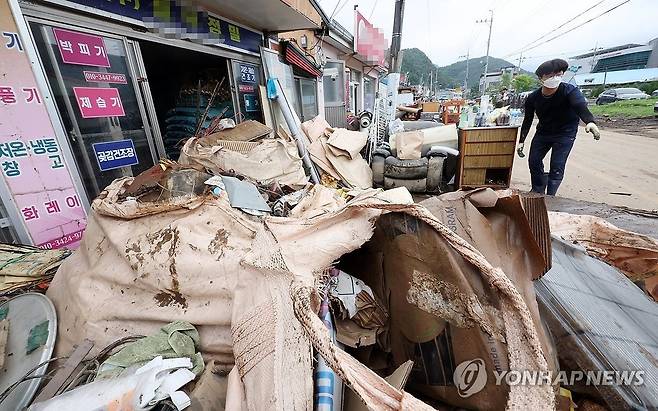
[{"xmin": 517, "ymin": 59, "xmax": 601, "ymax": 195}]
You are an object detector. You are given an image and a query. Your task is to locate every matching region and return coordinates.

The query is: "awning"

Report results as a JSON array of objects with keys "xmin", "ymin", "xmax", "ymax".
[{"xmin": 282, "ymin": 41, "xmax": 322, "ymax": 77}]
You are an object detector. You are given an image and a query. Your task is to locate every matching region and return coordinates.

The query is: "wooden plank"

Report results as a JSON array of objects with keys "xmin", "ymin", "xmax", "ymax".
[
  {"xmin": 463, "ymin": 128, "xmax": 518, "ymax": 143},
  {"xmin": 33, "ymin": 339, "xmax": 94, "ymax": 403},
  {"xmin": 0, "ymin": 319, "xmax": 8, "ymax": 369},
  {"xmin": 463, "ymin": 155, "xmax": 514, "ymax": 168},
  {"xmin": 464, "ymin": 141, "xmax": 516, "ymax": 155},
  {"xmin": 462, "ymin": 169, "xmax": 486, "ymax": 185}
]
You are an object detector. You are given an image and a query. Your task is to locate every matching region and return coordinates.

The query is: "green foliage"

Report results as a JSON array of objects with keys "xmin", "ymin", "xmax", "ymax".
[
  {"xmin": 590, "ymin": 98, "xmax": 658, "ymax": 118},
  {"xmin": 636, "ymin": 81, "xmax": 658, "ymax": 95},
  {"xmin": 589, "ymin": 85, "xmax": 606, "ymax": 98},
  {"xmin": 500, "ymin": 72, "xmax": 513, "ymax": 88},
  {"xmin": 399, "ymin": 48, "xmax": 450, "ymax": 86},
  {"xmin": 513, "ymin": 74, "xmax": 539, "ymax": 92}
]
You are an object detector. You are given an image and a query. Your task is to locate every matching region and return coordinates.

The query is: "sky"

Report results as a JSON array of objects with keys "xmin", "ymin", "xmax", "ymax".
[{"xmin": 315, "ymin": 0, "xmax": 658, "ymax": 71}]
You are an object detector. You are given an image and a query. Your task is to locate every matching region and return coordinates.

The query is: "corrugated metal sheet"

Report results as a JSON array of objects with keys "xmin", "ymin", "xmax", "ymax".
[
  {"xmin": 324, "ymin": 105, "xmax": 347, "ymax": 128},
  {"xmin": 521, "ymin": 194, "xmax": 552, "ymax": 276},
  {"xmin": 536, "ymin": 237, "xmax": 658, "ymax": 409}
]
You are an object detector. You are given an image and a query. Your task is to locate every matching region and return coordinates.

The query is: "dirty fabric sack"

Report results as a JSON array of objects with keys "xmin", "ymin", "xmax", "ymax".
[
  {"xmin": 341, "ymin": 189, "xmax": 558, "ymax": 410},
  {"xmin": 179, "ymin": 137, "xmax": 307, "ymax": 186}
]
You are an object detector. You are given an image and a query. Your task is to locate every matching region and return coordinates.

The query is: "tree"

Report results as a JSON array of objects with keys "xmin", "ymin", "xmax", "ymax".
[
  {"xmin": 500, "ymin": 72, "xmax": 513, "ymax": 89},
  {"xmin": 513, "ymin": 74, "xmax": 539, "ymax": 92}
]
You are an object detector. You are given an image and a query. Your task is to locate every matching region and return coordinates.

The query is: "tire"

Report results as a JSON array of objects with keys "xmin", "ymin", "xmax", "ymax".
[
  {"xmin": 371, "ymin": 155, "xmax": 385, "ymax": 187},
  {"xmin": 384, "ymin": 156, "xmax": 428, "ymax": 179},
  {"xmin": 373, "ymin": 148, "xmax": 392, "ymax": 158},
  {"xmin": 426, "ymin": 156, "xmax": 445, "ymax": 192},
  {"xmin": 384, "ymin": 176, "xmax": 427, "ymax": 193}
]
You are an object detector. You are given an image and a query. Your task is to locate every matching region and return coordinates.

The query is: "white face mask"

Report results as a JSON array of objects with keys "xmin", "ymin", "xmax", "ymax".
[{"xmin": 542, "ymin": 75, "xmax": 562, "ymax": 89}]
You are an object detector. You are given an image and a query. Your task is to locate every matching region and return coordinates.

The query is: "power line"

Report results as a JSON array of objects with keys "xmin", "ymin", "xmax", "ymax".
[
  {"xmin": 369, "ymin": 0, "xmax": 379, "ymax": 19},
  {"xmin": 509, "ymin": 0, "xmax": 608, "ymax": 57},
  {"xmin": 506, "ymin": 0, "xmax": 631, "ymax": 58}
]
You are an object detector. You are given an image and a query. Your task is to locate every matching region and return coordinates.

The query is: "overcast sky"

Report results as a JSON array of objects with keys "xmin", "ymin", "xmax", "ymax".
[{"xmin": 316, "ymin": 0, "xmax": 658, "ymax": 71}]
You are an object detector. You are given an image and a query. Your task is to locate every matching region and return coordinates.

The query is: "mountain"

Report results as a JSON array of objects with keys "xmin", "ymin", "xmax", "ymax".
[{"xmin": 399, "ymin": 48, "xmax": 531, "ymax": 91}]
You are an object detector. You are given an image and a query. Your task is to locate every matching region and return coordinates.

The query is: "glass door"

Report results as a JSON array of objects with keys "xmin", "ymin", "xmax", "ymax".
[{"xmin": 27, "ymin": 20, "xmax": 158, "ymax": 202}]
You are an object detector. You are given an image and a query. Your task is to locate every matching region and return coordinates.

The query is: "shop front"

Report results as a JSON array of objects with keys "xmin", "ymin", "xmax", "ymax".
[{"xmin": 0, "ymin": 0, "xmax": 321, "ymax": 248}]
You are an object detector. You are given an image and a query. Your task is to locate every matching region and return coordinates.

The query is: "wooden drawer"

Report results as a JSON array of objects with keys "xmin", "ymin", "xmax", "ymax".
[
  {"xmin": 461, "ymin": 169, "xmax": 485, "ymax": 185},
  {"xmin": 463, "ymin": 128, "xmax": 518, "ymax": 143},
  {"xmin": 464, "ymin": 141, "xmax": 516, "ymax": 155},
  {"xmin": 463, "ymin": 155, "xmax": 514, "ymax": 168}
]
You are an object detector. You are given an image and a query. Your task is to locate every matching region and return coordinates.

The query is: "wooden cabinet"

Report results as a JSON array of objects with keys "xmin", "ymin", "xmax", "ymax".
[{"xmin": 457, "ymin": 126, "xmax": 519, "ymax": 189}]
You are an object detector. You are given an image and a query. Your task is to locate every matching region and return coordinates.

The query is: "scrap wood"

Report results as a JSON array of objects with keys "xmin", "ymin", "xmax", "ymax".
[{"xmin": 0, "ymin": 244, "xmax": 70, "ymax": 296}]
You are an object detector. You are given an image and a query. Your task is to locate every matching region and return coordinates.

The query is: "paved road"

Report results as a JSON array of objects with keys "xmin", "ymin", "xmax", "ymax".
[{"xmin": 511, "ymin": 125, "xmax": 658, "ymax": 210}]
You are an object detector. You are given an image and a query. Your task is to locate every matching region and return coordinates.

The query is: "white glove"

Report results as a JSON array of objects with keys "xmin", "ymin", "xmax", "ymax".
[
  {"xmin": 517, "ymin": 142, "xmax": 525, "ymax": 158},
  {"xmin": 585, "ymin": 122, "xmax": 601, "ymax": 140}
]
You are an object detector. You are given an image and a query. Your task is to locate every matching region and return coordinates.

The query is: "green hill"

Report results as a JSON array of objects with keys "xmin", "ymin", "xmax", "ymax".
[{"xmin": 400, "ymin": 48, "xmax": 531, "ymax": 91}]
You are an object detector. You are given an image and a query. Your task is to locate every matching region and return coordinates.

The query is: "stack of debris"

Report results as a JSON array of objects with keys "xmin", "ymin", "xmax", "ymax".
[{"xmin": 0, "ymin": 244, "xmax": 70, "ymax": 297}]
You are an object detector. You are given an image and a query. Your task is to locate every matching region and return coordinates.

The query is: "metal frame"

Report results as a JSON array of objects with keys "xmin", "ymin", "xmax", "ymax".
[{"xmin": 126, "ymin": 40, "xmax": 166, "ymax": 159}]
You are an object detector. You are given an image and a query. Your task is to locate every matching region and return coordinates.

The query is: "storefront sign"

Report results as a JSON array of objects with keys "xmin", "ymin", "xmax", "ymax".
[
  {"xmin": 354, "ymin": 10, "xmax": 387, "ymax": 67},
  {"xmin": 0, "ymin": 0, "xmax": 87, "ymax": 249},
  {"xmin": 53, "ymin": 28, "xmax": 110, "ymax": 67},
  {"xmin": 238, "ymin": 84, "xmax": 255, "ymax": 93},
  {"xmin": 46, "ymin": 0, "xmax": 263, "ymax": 54},
  {"xmin": 92, "ymin": 139, "xmax": 138, "ymax": 171},
  {"xmin": 239, "ymin": 63, "xmax": 257, "ymax": 83},
  {"xmin": 73, "ymin": 87, "xmax": 124, "ymax": 118},
  {"xmin": 83, "ymin": 71, "xmax": 127, "ymax": 84}
]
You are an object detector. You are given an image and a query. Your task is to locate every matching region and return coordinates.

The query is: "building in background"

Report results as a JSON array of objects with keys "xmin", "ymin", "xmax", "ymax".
[
  {"xmin": 277, "ymin": 7, "xmax": 387, "ymax": 128},
  {"xmin": 564, "ymin": 38, "xmax": 658, "ymax": 89},
  {"xmin": 479, "ymin": 66, "xmax": 519, "ymax": 93}
]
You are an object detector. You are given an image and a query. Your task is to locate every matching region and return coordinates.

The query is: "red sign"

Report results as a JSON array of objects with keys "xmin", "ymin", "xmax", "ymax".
[
  {"xmin": 83, "ymin": 71, "xmax": 127, "ymax": 84},
  {"xmin": 53, "ymin": 28, "xmax": 110, "ymax": 67},
  {"xmin": 73, "ymin": 87, "xmax": 125, "ymax": 118},
  {"xmin": 354, "ymin": 11, "xmax": 387, "ymax": 67},
  {"xmin": 238, "ymin": 84, "xmax": 255, "ymax": 93}
]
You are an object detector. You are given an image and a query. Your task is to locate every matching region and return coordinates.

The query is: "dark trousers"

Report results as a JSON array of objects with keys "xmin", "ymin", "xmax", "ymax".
[{"xmin": 528, "ymin": 132, "xmax": 576, "ymax": 196}]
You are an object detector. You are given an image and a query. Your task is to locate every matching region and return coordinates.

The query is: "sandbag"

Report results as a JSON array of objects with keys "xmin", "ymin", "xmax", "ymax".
[{"xmin": 179, "ymin": 137, "xmax": 308, "ymax": 186}]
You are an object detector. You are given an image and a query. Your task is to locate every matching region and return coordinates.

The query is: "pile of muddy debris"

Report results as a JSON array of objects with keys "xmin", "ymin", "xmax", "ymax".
[{"xmin": 1, "ymin": 117, "xmax": 657, "ymax": 411}]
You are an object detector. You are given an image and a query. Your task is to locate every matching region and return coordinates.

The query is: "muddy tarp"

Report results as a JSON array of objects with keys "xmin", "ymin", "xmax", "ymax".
[
  {"xmin": 341, "ymin": 189, "xmax": 557, "ymax": 410},
  {"xmin": 179, "ymin": 137, "xmax": 308, "ymax": 186},
  {"xmin": 47, "ymin": 181, "xmax": 553, "ymax": 410},
  {"xmin": 549, "ymin": 211, "xmax": 658, "ymax": 281}
]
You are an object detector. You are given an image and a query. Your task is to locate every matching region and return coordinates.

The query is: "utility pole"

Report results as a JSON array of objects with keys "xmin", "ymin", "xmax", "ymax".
[
  {"xmin": 459, "ymin": 51, "xmax": 470, "ymax": 97},
  {"xmin": 517, "ymin": 53, "xmax": 526, "ymax": 72},
  {"xmin": 477, "ymin": 10, "xmax": 494, "ymax": 94},
  {"xmin": 590, "ymin": 43, "xmax": 603, "ymax": 72},
  {"xmin": 389, "ymin": 0, "xmax": 406, "ymax": 73}
]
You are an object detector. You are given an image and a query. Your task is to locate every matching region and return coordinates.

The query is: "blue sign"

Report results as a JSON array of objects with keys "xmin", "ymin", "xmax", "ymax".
[
  {"xmin": 92, "ymin": 139, "xmax": 139, "ymax": 171},
  {"xmin": 53, "ymin": 0, "xmax": 262, "ymax": 54}
]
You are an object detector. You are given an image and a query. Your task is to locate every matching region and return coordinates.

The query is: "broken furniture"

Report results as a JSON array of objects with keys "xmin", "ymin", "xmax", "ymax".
[
  {"xmin": 457, "ymin": 125, "xmax": 520, "ymax": 189},
  {"xmin": 440, "ymin": 99, "xmax": 464, "ymax": 124}
]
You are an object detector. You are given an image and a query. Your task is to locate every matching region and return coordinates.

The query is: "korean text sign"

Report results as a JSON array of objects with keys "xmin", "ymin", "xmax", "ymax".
[
  {"xmin": 0, "ymin": 0, "xmax": 87, "ymax": 249},
  {"xmin": 53, "ymin": 28, "xmax": 110, "ymax": 67},
  {"xmin": 73, "ymin": 87, "xmax": 125, "ymax": 118},
  {"xmin": 92, "ymin": 139, "xmax": 138, "ymax": 171}
]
